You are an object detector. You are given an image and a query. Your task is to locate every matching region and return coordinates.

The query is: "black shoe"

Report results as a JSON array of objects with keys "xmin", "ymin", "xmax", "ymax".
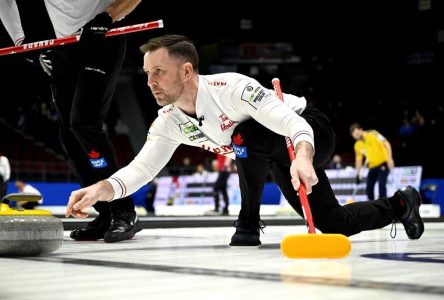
[
  {"xmin": 395, "ymin": 186, "xmax": 424, "ymax": 239},
  {"xmin": 229, "ymin": 220, "xmax": 265, "ymax": 246},
  {"xmin": 222, "ymin": 208, "xmax": 229, "ymax": 216},
  {"xmin": 104, "ymin": 211, "xmax": 139, "ymax": 243},
  {"xmin": 70, "ymin": 214, "xmax": 110, "ymax": 241}
]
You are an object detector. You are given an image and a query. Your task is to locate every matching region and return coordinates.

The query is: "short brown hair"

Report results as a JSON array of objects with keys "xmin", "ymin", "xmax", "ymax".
[
  {"xmin": 349, "ymin": 123, "xmax": 362, "ymax": 134},
  {"xmin": 140, "ymin": 34, "xmax": 199, "ymax": 72}
]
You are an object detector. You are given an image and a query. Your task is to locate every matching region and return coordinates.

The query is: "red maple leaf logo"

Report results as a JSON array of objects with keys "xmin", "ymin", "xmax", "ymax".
[
  {"xmin": 232, "ymin": 133, "xmax": 244, "ymax": 145},
  {"xmin": 88, "ymin": 150, "xmax": 101, "ymax": 159}
]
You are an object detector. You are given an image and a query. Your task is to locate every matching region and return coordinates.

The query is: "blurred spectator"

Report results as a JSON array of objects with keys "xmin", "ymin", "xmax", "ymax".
[
  {"xmin": 411, "ymin": 109, "xmax": 426, "ymax": 140},
  {"xmin": 145, "ymin": 177, "xmax": 158, "ymax": 216},
  {"xmin": 193, "ymin": 163, "xmax": 208, "ymax": 177},
  {"xmin": 17, "ymin": 106, "xmax": 25, "ymax": 130},
  {"xmin": 327, "ymin": 154, "xmax": 344, "ymax": 169},
  {"xmin": 180, "ymin": 157, "xmax": 195, "ymax": 175},
  {"xmin": 14, "ymin": 180, "xmax": 43, "ymax": 209},
  {"xmin": 399, "ymin": 117, "xmax": 415, "ymax": 137},
  {"xmin": 0, "ymin": 153, "xmax": 11, "ymax": 201},
  {"xmin": 211, "ymin": 155, "xmax": 231, "ymax": 215},
  {"xmin": 411, "ymin": 109, "xmax": 425, "ymax": 128}
]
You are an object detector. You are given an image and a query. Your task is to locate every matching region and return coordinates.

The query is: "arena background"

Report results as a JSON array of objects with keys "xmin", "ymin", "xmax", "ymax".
[{"xmin": 0, "ymin": 0, "xmax": 443, "ymax": 212}]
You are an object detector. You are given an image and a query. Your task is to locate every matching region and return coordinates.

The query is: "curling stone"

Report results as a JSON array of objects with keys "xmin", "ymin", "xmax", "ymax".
[{"xmin": 0, "ymin": 193, "xmax": 63, "ymax": 256}]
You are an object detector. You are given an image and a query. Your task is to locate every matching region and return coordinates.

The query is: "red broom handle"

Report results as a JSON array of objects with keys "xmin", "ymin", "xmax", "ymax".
[
  {"xmin": 272, "ymin": 78, "xmax": 316, "ymax": 234},
  {"xmin": 0, "ymin": 19, "xmax": 164, "ymax": 56}
]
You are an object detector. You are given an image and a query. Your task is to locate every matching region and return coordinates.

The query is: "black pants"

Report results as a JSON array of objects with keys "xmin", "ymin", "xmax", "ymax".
[
  {"xmin": 366, "ymin": 163, "xmax": 389, "ymax": 200},
  {"xmin": 50, "ymin": 36, "xmax": 134, "ymax": 216},
  {"xmin": 214, "ymin": 170, "xmax": 229, "ymax": 210},
  {"xmin": 232, "ymin": 107, "xmax": 396, "ymax": 236},
  {"xmin": 0, "ymin": 175, "xmax": 7, "ymax": 200},
  {"xmin": 21, "ymin": 201, "xmax": 39, "ymax": 209}
]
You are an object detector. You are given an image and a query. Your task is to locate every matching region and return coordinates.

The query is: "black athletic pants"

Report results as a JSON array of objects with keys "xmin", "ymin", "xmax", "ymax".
[
  {"xmin": 0, "ymin": 175, "xmax": 7, "ymax": 200},
  {"xmin": 50, "ymin": 36, "xmax": 134, "ymax": 216},
  {"xmin": 214, "ymin": 170, "xmax": 229, "ymax": 211},
  {"xmin": 231, "ymin": 107, "xmax": 396, "ymax": 236},
  {"xmin": 366, "ymin": 162, "xmax": 389, "ymax": 200}
]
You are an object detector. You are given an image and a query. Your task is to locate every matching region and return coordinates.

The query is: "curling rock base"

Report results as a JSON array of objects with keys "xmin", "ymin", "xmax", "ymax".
[{"xmin": 0, "ymin": 216, "xmax": 63, "ymax": 256}]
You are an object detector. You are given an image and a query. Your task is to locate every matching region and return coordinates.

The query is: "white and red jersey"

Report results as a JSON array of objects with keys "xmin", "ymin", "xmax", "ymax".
[
  {"xmin": 0, "ymin": 0, "xmax": 113, "ymax": 43},
  {"xmin": 44, "ymin": 0, "xmax": 113, "ymax": 37},
  {"xmin": 107, "ymin": 73, "xmax": 313, "ymax": 200}
]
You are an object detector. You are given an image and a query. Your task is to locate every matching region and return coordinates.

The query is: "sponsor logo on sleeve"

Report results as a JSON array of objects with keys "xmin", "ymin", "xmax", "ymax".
[{"xmin": 240, "ymin": 82, "xmax": 270, "ymax": 109}]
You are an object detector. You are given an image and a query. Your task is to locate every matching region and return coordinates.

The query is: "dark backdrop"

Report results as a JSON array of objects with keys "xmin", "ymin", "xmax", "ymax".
[{"xmin": 1, "ymin": 0, "xmax": 442, "ymax": 177}]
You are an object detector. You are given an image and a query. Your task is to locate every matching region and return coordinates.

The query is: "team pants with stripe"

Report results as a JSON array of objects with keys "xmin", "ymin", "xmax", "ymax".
[{"xmin": 51, "ymin": 36, "xmax": 134, "ymax": 215}]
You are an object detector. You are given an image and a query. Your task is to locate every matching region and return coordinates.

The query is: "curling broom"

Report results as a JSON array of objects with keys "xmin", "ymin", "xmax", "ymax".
[
  {"xmin": 272, "ymin": 78, "xmax": 351, "ymax": 259},
  {"xmin": 0, "ymin": 20, "xmax": 164, "ymax": 56}
]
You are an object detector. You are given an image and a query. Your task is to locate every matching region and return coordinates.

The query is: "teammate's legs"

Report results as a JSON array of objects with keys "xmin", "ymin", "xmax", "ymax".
[
  {"xmin": 72, "ymin": 36, "xmax": 137, "ymax": 242},
  {"xmin": 71, "ymin": 36, "xmax": 135, "ymax": 214},
  {"xmin": 51, "ymin": 37, "xmax": 136, "ymax": 242},
  {"xmin": 51, "ymin": 44, "xmax": 113, "ymax": 239}
]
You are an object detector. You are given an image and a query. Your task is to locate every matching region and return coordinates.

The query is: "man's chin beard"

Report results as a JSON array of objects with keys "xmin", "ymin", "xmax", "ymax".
[
  {"xmin": 155, "ymin": 97, "xmax": 165, "ymax": 106},
  {"xmin": 157, "ymin": 97, "xmax": 174, "ymax": 106}
]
